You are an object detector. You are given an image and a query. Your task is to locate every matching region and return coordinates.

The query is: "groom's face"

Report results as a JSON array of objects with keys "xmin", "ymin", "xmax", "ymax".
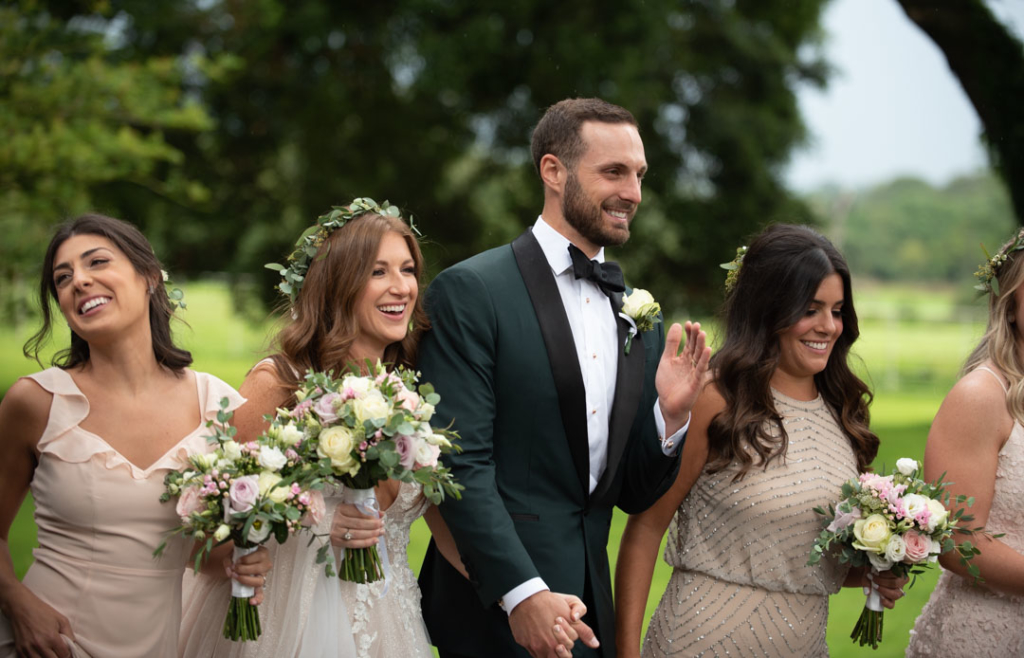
[{"xmin": 561, "ymin": 121, "xmax": 647, "ymax": 248}]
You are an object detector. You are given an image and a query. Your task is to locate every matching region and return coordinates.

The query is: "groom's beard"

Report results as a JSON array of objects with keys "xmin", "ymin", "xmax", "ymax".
[{"xmin": 562, "ymin": 171, "xmax": 632, "ymax": 248}]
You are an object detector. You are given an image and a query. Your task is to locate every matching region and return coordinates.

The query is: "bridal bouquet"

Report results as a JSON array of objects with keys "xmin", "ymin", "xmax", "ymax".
[
  {"xmin": 275, "ymin": 363, "xmax": 462, "ymax": 584},
  {"xmin": 156, "ymin": 398, "xmax": 323, "ymax": 642},
  {"xmin": 808, "ymin": 458, "xmax": 991, "ymax": 649}
]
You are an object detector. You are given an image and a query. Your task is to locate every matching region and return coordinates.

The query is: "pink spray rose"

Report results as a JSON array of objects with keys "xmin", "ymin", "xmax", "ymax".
[
  {"xmin": 175, "ymin": 485, "xmax": 205, "ymax": 519},
  {"xmin": 904, "ymin": 530, "xmax": 931, "ymax": 563},
  {"xmin": 396, "ymin": 388, "xmax": 421, "ymax": 412},
  {"xmin": 301, "ymin": 489, "xmax": 326, "ymax": 527},
  {"xmin": 228, "ymin": 475, "xmax": 260, "ymax": 513},
  {"xmin": 826, "ymin": 505, "xmax": 862, "ymax": 533}
]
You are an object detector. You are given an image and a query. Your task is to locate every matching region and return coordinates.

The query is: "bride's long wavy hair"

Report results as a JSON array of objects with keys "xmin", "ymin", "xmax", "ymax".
[
  {"xmin": 707, "ymin": 224, "xmax": 878, "ymax": 479},
  {"xmin": 963, "ymin": 227, "xmax": 1024, "ymax": 423},
  {"xmin": 268, "ymin": 211, "xmax": 428, "ymax": 402}
]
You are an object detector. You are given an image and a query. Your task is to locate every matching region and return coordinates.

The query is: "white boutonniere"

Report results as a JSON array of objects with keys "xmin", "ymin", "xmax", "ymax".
[{"xmin": 618, "ymin": 289, "xmax": 662, "ymax": 355}]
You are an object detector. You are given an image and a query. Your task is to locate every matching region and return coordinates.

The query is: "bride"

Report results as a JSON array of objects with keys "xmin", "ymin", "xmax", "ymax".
[{"xmin": 178, "ymin": 199, "xmax": 464, "ymax": 657}]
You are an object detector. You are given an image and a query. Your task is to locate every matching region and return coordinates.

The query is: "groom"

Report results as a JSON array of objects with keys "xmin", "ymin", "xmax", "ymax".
[{"xmin": 418, "ymin": 97, "xmax": 708, "ymax": 658}]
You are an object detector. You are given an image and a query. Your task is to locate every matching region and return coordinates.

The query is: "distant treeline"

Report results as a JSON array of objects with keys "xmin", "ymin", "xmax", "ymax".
[{"xmin": 808, "ymin": 173, "xmax": 1016, "ymax": 284}]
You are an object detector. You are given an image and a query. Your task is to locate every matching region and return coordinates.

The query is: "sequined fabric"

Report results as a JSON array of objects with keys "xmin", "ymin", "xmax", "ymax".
[
  {"xmin": 341, "ymin": 481, "xmax": 433, "ymax": 658},
  {"xmin": 642, "ymin": 389, "xmax": 857, "ymax": 658},
  {"xmin": 907, "ymin": 368, "xmax": 1024, "ymax": 656}
]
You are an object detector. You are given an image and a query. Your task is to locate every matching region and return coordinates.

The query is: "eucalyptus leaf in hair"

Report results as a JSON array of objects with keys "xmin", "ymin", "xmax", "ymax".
[{"xmin": 266, "ymin": 197, "xmax": 419, "ymax": 306}]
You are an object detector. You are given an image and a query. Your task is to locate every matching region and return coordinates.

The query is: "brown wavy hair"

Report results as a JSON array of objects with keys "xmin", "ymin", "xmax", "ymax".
[
  {"xmin": 24, "ymin": 213, "xmax": 191, "ymax": 373},
  {"xmin": 268, "ymin": 211, "xmax": 428, "ymax": 400},
  {"xmin": 963, "ymin": 227, "xmax": 1024, "ymax": 423},
  {"xmin": 707, "ymin": 224, "xmax": 878, "ymax": 479}
]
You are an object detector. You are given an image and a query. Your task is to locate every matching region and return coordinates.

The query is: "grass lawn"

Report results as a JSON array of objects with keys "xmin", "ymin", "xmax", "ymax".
[{"xmin": 1, "ymin": 279, "xmax": 983, "ymax": 657}]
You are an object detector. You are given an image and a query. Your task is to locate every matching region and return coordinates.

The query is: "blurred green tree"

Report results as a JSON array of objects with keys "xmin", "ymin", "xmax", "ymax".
[
  {"xmin": 3, "ymin": 0, "xmax": 832, "ymax": 317},
  {"xmin": 896, "ymin": 0, "xmax": 1024, "ymax": 225}
]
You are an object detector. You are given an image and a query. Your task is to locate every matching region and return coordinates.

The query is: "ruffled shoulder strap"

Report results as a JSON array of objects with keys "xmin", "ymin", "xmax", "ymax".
[
  {"xmin": 196, "ymin": 371, "xmax": 247, "ymax": 421},
  {"xmin": 24, "ymin": 368, "xmax": 90, "ymax": 451}
]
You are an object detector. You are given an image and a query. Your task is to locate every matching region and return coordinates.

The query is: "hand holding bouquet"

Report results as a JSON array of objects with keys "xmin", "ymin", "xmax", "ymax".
[
  {"xmin": 269, "ymin": 362, "xmax": 462, "ymax": 584},
  {"xmin": 156, "ymin": 398, "xmax": 322, "ymax": 641},
  {"xmin": 808, "ymin": 457, "xmax": 996, "ymax": 650}
]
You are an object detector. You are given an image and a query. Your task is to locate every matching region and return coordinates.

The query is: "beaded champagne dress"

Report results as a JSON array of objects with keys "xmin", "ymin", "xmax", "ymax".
[
  {"xmin": 642, "ymin": 390, "xmax": 858, "ymax": 658},
  {"xmin": 906, "ymin": 366, "xmax": 1024, "ymax": 656},
  {"xmin": 178, "ymin": 480, "xmax": 432, "ymax": 658},
  {"xmin": 0, "ymin": 368, "xmax": 243, "ymax": 658}
]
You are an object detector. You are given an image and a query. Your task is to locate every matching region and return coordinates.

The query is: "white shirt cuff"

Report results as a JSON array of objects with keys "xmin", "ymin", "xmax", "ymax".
[
  {"xmin": 500, "ymin": 578, "xmax": 549, "ymax": 615},
  {"xmin": 654, "ymin": 400, "xmax": 689, "ymax": 455}
]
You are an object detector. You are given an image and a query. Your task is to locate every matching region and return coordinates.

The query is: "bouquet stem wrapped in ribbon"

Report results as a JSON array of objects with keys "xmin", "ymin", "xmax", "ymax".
[
  {"xmin": 808, "ymin": 457, "xmax": 998, "ymax": 650},
  {"xmin": 339, "ymin": 487, "xmax": 390, "ymax": 585},
  {"xmin": 224, "ymin": 545, "xmax": 262, "ymax": 641}
]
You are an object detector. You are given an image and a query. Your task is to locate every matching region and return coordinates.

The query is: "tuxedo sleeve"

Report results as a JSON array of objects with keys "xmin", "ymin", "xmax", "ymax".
[
  {"xmin": 418, "ymin": 266, "xmax": 542, "ymax": 606},
  {"xmin": 616, "ymin": 318, "xmax": 684, "ymax": 514}
]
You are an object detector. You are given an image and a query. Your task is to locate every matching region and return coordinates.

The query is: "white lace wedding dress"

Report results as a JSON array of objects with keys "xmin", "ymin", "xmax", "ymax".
[{"xmin": 178, "ymin": 481, "xmax": 432, "ymax": 657}]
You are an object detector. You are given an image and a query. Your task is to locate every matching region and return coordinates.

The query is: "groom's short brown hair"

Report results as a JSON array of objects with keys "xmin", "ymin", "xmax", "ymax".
[{"xmin": 530, "ymin": 98, "xmax": 638, "ymax": 175}]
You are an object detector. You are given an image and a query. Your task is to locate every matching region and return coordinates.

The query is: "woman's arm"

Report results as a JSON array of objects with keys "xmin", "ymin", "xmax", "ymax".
[
  {"xmin": 424, "ymin": 505, "xmax": 469, "ymax": 579},
  {"xmin": 926, "ymin": 370, "xmax": 1024, "ymax": 595},
  {"xmin": 0, "ymin": 378, "xmax": 76, "ymax": 658},
  {"xmin": 613, "ymin": 382, "xmax": 718, "ymax": 658}
]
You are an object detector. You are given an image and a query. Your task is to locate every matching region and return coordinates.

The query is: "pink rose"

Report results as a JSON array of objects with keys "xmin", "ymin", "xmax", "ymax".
[
  {"xmin": 394, "ymin": 435, "xmax": 418, "ymax": 470},
  {"xmin": 826, "ymin": 505, "xmax": 862, "ymax": 533},
  {"xmin": 301, "ymin": 489, "xmax": 326, "ymax": 527},
  {"xmin": 175, "ymin": 486, "xmax": 204, "ymax": 519},
  {"xmin": 396, "ymin": 388, "xmax": 421, "ymax": 412},
  {"xmin": 228, "ymin": 475, "xmax": 260, "ymax": 513},
  {"xmin": 904, "ymin": 530, "xmax": 931, "ymax": 563},
  {"xmin": 313, "ymin": 393, "xmax": 342, "ymax": 424}
]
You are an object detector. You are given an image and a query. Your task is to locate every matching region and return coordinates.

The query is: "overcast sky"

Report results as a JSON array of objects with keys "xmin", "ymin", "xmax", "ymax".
[{"xmin": 785, "ymin": 0, "xmax": 1024, "ymax": 192}]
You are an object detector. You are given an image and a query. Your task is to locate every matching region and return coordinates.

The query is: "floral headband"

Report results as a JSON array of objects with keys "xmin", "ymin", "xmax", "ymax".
[
  {"xmin": 974, "ymin": 230, "xmax": 1024, "ymax": 296},
  {"xmin": 720, "ymin": 245, "xmax": 748, "ymax": 293},
  {"xmin": 266, "ymin": 197, "xmax": 418, "ymax": 305}
]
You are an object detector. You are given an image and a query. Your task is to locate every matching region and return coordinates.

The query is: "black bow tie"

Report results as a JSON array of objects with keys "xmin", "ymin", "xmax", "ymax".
[{"xmin": 568, "ymin": 244, "xmax": 625, "ymax": 298}]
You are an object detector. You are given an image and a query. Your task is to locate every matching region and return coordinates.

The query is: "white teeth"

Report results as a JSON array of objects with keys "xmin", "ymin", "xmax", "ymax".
[
  {"xmin": 803, "ymin": 341, "xmax": 828, "ymax": 350},
  {"xmin": 606, "ymin": 209, "xmax": 629, "ymax": 219},
  {"xmin": 80, "ymin": 297, "xmax": 110, "ymax": 314},
  {"xmin": 378, "ymin": 304, "xmax": 406, "ymax": 314}
]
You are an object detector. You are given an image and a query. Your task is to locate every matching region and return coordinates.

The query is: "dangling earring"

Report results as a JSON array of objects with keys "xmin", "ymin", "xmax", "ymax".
[{"xmin": 148, "ymin": 284, "xmax": 156, "ymax": 295}]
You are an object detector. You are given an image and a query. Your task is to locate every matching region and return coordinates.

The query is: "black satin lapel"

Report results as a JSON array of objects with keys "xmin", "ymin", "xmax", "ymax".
[
  {"xmin": 590, "ymin": 314, "xmax": 645, "ymax": 503},
  {"xmin": 511, "ymin": 229, "xmax": 591, "ymax": 498}
]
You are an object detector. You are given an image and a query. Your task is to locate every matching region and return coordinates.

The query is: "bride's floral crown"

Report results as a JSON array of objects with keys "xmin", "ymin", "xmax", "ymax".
[
  {"xmin": 266, "ymin": 197, "xmax": 418, "ymax": 305},
  {"xmin": 720, "ymin": 245, "xmax": 748, "ymax": 293},
  {"xmin": 974, "ymin": 228, "xmax": 1024, "ymax": 296}
]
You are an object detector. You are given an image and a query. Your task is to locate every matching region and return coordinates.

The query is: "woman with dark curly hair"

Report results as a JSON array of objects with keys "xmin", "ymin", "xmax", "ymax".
[{"xmin": 615, "ymin": 224, "xmax": 906, "ymax": 657}]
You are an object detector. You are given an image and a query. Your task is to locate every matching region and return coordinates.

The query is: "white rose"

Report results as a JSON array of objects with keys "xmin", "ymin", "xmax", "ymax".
[
  {"xmin": 414, "ymin": 441, "xmax": 441, "ymax": 468},
  {"xmin": 867, "ymin": 550, "xmax": 895, "ymax": 571},
  {"xmin": 247, "ymin": 518, "xmax": 272, "ymax": 544},
  {"xmin": 257, "ymin": 471, "xmax": 289, "ymax": 504},
  {"xmin": 622, "ymin": 289, "xmax": 655, "ymax": 317},
  {"xmin": 341, "ymin": 374, "xmax": 373, "ymax": 397},
  {"xmin": 352, "ymin": 390, "xmax": 391, "ymax": 426},
  {"xmin": 258, "ymin": 445, "xmax": 288, "ymax": 472},
  {"xmin": 896, "ymin": 458, "xmax": 918, "ymax": 476},
  {"xmin": 213, "ymin": 524, "xmax": 231, "ymax": 542},
  {"xmin": 902, "ymin": 493, "xmax": 929, "ymax": 519},
  {"xmin": 884, "ymin": 535, "xmax": 907, "ymax": 563},
  {"xmin": 222, "ymin": 440, "xmax": 243, "ymax": 463},
  {"xmin": 925, "ymin": 498, "xmax": 949, "ymax": 532},
  {"xmin": 317, "ymin": 426, "xmax": 360, "ymax": 476},
  {"xmin": 853, "ymin": 514, "xmax": 892, "ymax": 552},
  {"xmin": 279, "ymin": 423, "xmax": 305, "ymax": 447},
  {"xmin": 418, "ymin": 402, "xmax": 435, "ymax": 422},
  {"xmin": 928, "ymin": 536, "xmax": 943, "ymax": 561}
]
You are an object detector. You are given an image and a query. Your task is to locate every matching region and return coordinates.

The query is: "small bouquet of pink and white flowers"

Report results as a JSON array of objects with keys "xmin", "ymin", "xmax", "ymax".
[
  {"xmin": 808, "ymin": 457, "xmax": 992, "ymax": 650},
  {"xmin": 156, "ymin": 398, "xmax": 323, "ymax": 642},
  {"xmin": 272, "ymin": 362, "xmax": 462, "ymax": 585}
]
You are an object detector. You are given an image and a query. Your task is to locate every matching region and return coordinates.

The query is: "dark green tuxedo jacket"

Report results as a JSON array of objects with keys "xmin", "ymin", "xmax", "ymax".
[{"xmin": 418, "ymin": 228, "xmax": 683, "ymax": 657}]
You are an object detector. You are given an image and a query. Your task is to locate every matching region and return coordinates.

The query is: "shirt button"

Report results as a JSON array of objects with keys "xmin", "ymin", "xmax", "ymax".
[
  {"xmin": 585, "ymin": 297, "xmax": 590, "ymax": 303},
  {"xmin": 592, "ymin": 353, "xmax": 597, "ymax": 360},
  {"xmin": 591, "ymin": 409, "xmax": 597, "ymax": 415}
]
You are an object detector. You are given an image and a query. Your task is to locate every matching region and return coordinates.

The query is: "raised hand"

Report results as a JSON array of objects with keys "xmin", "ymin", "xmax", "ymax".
[
  {"xmin": 509, "ymin": 590, "xmax": 599, "ymax": 657},
  {"xmin": 655, "ymin": 321, "xmax": 711, "ymax": 437}
]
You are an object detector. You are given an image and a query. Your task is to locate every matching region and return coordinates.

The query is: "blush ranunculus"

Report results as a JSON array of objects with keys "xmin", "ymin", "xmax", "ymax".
[{"xmin": 904, "ymin": 530, "xmax": 931, "ymax": 563}]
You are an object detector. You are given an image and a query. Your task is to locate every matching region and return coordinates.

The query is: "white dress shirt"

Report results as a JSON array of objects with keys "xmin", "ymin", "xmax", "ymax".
[{"xmin": 501, "ymin": 217, "xmax": 688, "ymax": 615}]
